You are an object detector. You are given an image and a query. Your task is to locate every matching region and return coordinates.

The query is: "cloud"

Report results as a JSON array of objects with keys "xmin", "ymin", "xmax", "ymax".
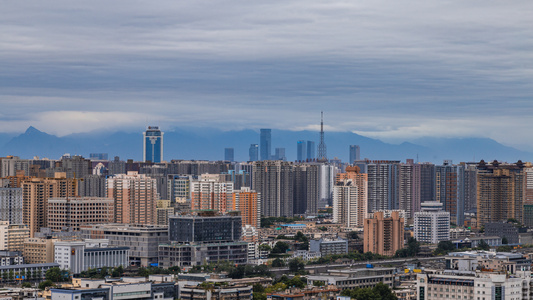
[{"xmin": 0, "ymin": 0, "xmax": 532, "ymax": 147}]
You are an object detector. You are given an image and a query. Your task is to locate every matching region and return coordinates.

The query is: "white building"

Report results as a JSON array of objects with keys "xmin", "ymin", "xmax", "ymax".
[
  {"xmin": 333, "ymin": 179, "xmax": 367, "ymax": 228},
  {"xmin": 417, "ymin": 272, "xmax": 531, "ymax": 300},
  {"xmin": 414, "ymin": 201, "xmax": 450, "ymax": 244},
  {"xmin": 54, "ymin": 240, "xmax": 129, "ymax": 274}
]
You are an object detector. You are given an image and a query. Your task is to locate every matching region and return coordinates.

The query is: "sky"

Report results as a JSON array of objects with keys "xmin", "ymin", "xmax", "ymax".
[{"xmin": 1, "ymin": 1, "xmax": 532, "ymax": 149}]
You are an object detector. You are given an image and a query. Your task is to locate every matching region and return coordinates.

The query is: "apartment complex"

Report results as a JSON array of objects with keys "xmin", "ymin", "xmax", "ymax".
[
  {"xmin": 47, "ymin": 197, "xmax": 114, "ymax": 231},
  {"xmin": 363, "ymin": 211, "xmax": 404, "ymax": 256}
]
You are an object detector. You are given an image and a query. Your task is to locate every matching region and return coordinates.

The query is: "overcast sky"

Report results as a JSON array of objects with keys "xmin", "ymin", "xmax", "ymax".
[{"xmin": 1, "ymin": 1, "xmax": 532, "ymax": 148}]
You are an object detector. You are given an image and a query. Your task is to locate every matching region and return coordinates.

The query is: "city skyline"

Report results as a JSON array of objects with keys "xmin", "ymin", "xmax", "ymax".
[{"xmin": 1, "ymin": 1, "xmax": 532, "ymax": 150}]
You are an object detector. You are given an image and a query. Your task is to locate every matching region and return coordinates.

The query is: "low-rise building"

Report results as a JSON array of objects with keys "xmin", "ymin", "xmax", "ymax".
[
  {"xmin": 0, "ymin": 263, "xmax": 60, "ymax": 283},
  {"xmin": 80, "ymin": 224, "xmax": 168, "ymax": 267},
  {"xmin": 54, "ymin": 239, "xmax": 129, "ymax": 274},
  {"xmin": 158, "ymin": 241, "xmax": 248, "ymax": 268},
  {"xmin": 23, "ymin": 237, "xmax": 57, "ymax": 264},
  {"xmin": 266, "ymin": 286, "xmax": 339, "ymax": 300},
  {"xmin": 307, "ymin": 267, "xmax": 395, "ymax": 290},
  {"xmin": 180, "ymin": 283, "xmax": 252, "ymax": 300},
  {"xmin": 0, "ymin": 250, "xmax": 23, "ymax": 266},
  {"xmin": 310, "ymin": 238, "xmax": 348, "ymax": 256}
]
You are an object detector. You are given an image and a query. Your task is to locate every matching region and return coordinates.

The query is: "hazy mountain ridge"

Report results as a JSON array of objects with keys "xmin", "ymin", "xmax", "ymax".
[{"xmin": 0, "ymin": 127, "xmax": 531, "ymax": 164}]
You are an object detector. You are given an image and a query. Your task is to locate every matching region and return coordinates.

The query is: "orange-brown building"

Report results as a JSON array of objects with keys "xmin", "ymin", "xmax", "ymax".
[
  {"xmin": 22, "ymin": 173, "xmax": 78, "ymax": 237},
  {"xmin": 232, "ymin": 187, "xmax": 260, "ymax": 228},
  {"xmin": 190, "ymin": 175, "xmax": 234, "ymax": 213},
  {"xmin": 363, "ymin": 211, "xmax": 404, "ymax": 256},
  {"xmin": 106, "ymin": 171, "xmax": 158, "ymax": 225},
  {"xmin": 47, "ymin": 196, "xmax": 114, "ymax": 231}
]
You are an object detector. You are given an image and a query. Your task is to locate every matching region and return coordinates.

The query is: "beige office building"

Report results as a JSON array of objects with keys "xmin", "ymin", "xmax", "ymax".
[
  {"xmin": 47, "ymin": 197, "xmax": 114, "ymax": 231},
  {"xmin": 363, "ymin": 211, "xmax": 404, "ymax": 256},
  {"xmin": 23, "ymin": 237, "xmax": 57, "ymax": 264},
  {"xmin": 334, "ymin": 166, "xmax": 368, "ymax": 228}
]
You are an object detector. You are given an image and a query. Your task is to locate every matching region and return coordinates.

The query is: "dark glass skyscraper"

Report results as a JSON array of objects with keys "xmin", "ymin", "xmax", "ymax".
[
  {"xmin": 260, "ymin": 129, "xmax": 271, "ymax": 161},
  {"xmin": 224, "ymin": 148, "xmax": 234, "ymax": 162},
  {"xmin": 143, "ymin": 126, "xmax": 163, "ymax": 163},
  {"xmin": 349, "ymin": 145, "xmax": 360, "ymax": 163},
  {"xmin": 297, "ymin": 140, "xmax": 306, "ymax": 161},
  {"xmin": 249, "ymin": 144, "xmax": 258, "ymax": 161}
]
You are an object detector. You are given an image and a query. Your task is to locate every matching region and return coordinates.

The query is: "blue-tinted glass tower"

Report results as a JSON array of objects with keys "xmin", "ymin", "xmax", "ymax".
[
  {"xmin": 349, "ymin": 145, "xmax": 360, "ymax": 163},
  {"xmin": 260, "ymin": 129, "xmax": 271, "ymax": 161},
  {"xmin": 249, "ymin": 144, "xmax": 258, "ymax": 161},
  {"xmin": 225, "ymin": 148, "xmax": 234, "ymax": 162},
  {"xmin": 143, "ymin": 126, "xmax": 163, "ymax": 163},
  {"xmin": 297, "ymin": 140, "xmax": 306, "ymax": 161},
  {"xmin": 307, "ymin": 141, "xmax": 315, "ymax": 160}
]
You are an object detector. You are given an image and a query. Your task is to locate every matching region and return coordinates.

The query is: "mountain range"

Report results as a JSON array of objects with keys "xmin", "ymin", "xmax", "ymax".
[{"xmin": 0, "ymin": 126, "xmax": 531, "ymax": 164}]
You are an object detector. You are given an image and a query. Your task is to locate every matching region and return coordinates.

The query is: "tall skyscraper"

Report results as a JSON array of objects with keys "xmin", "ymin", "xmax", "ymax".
[
  {"xmin": 296, "ymin": 141, "xmax": 306, "ymax": 161},
  {"xmin": 293, "ymin": 163, "xmax": 319, "ymax": 215},
  {"xmin": 317, "ymin": 112, "xmax": 327, "ymax": 162},
  {"xmin": 259, "ymin": 129, "xmax": 271, "ymax": 161},
  {"xmin": 249, "ymin": 144, "xmax": 259, "ymax": 161},
  {"xmin": 0, "ymin": 188, "xmax": 23, "ymax": 224},
  {"xmin": 307, "ymin": 141, "xmax": 315, "ymax": 160},
  {"xmin": 143, "ymin": 126, "xmax": 164, "ymax": 163},
  {"xmin": 477, "ymin": 160, "xmax": 525, "ymax": 227},
  {"xmin": 349, "ymin": 145, "xmax": 360, "ymax": 164},
  {"xmin": 224, "ymin": 148, "xmax": 234, "ymax": 162},
  {"xmin": 274, "ymin": 148, "xmax": 286, "ymax": 161},
  {"xmin": 106, "ymin": 171, "xmax": 159, "ymax": 225},
  {"xmin": 435, "ymin": 161, "xmax": 465, "ymax": 225},
  {"xmin": 252, "ymin": 161, "xmax": 294, "ymax": 217},
  {"xmin": 366, "ymin": 161, "xmax": 400, "ymax": 213}
]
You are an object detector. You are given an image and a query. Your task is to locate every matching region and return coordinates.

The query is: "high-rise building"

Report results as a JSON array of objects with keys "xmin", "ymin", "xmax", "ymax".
[
  {"xmin": 363, "ymin": 211, "xmax": 404, "ymax": 256},
  {"xmin": 22, "ymin": 173, "xmax": 78, "ymax": 237},
  {"xmin": 167, "ymin": 174, "xmax": 196, "ymax": 204},
  {"xmin": 414, "ymin": 201, "xmax": 450, "ymax": 244},
  {"xmin": 143, "ymin": 126, "xmax": 164, "ymax": 163},
  {"xmin": 297, "ymin": 141, "xmax": 306, "ymax": 162},
  {"xmin": 232, "ymin": 187, "xmax": 260, "ymax": 228},
  {"xmin": 89, "ymin": 153, "xmax": 108, "ymax": 160},
  {"xmin": 435, "ymin": 161, "xmax": 465, "ymax": 225},
  {"xmin": 333, "ymin": 166, "xmax": 368, "ymax": 228},
  {"xmin": 307, "ymin": 141, "xmax": 315, "ymax": 160},
  {"xmin": 190, "ymin": 175, "xmax": 234, "ymax": 213},
  {"xmin": 249, "ymin": 144, "xmax": 259, "ymax": 161},
  {"xmin": 47, "ymin": 197, "xmax": 114, "ymax": 231},
  {"xmin": 293, "ymin": 163, "xmax": 320, "ymax": 215},
  {"xmin": 60, "ymin": 155, "xmax": 92, "ymax": 178},
  {"xmin": 0, "ymin": 188, "xmax": 22, "ymax": 224},
  {"xmin": 259, "ymin": 129, "xmax": 271, "ymax": 161},
  {"xmin": 252, "ymin": 161, "xmax": 294, "ymax": 217},
  {"xmin": 106, "ymin": 171, "xmax": 159, "ymax": 225},
  {"xmin": 366, "ymin": 161, "xmax": 400, "ymax": 213},
  {"xmin": 224, "ymin": 148, "xmax": 234, "ymax": 162},
  {"xmin": 77, "ymin": 175, "xmax": 106, "ymax": 198},
  {"xmin": 349, "ymin": 145, "xmax": 360, "ymax": 164},
  {"xmin": 398, "ymin": 159, "xmax": 421, "ymax": 219},
  {"xmin": 477, "ymin": 160, "xmax": 525, "ymax": 227},
  {"xmin": 274, "ymin": 148, "xmax": 286, "ymax": 161}
]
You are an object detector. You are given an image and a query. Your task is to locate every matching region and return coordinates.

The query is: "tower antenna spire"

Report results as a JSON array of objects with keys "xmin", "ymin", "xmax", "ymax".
[{"xmin": 317, "ymin": 111, "xmax": 327, "ymax": 162}]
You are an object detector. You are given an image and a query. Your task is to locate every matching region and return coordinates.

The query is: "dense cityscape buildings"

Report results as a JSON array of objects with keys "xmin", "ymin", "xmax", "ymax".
[{"xmin": 2, "ymin": 124, "xmax": 533, "ymax": 300}]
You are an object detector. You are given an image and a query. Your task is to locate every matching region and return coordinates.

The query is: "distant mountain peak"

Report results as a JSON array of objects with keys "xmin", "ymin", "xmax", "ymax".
[{"xmin": 24, "ymin": 126, "xmax": 42, "ymax": 135}]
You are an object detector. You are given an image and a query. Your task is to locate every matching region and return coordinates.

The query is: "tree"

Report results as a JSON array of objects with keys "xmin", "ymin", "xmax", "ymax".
[
  {"xmin": 271, "ymin": 242, "xmax": 290, "ymax": 254},
  {"xmin": 373, "ymin": 283, "xmax": 398, "ymax": 300},
  {"xmin": 347, "ymin": 231, "xmax": 359, "ymax": 240},
  {"xmin": 502, "ymin": 237, "xmax": 509, "ymax": 245},
  {"xmin": 22, "ymin": 282, "xmax": 32, "ymax": 288},
  {"xmin": 258, "ymin": 244, "xmax": 272, "ymax": 252},
  {"xmin": 253, "ymin": 283, "xmax": 265, "ymax": 293},
  {"xmin": 272, "ymin": 258, "xmax": 286, "ymax": 267},
  {"xmin": 38, "ymin": 280, "xmax": 54, "ymax": 290},
  {"xmin": 477, "ymin": 239, "xmax": 490, "ymax": 250},
  {"xmin": 434, "ymin": 240, "xmax": 455, "ymax": 255},
  {"xmin": 497, "ymin": 245, "xmax": 512, "ymax": 252},
  {"xmin": 288, "ymin": 258, "xmax": 305, "ymax": 273},
  {"xmin": 287, "ymin": 276, "xmax": 306, "ymax": 288},
  {"xmin": 313, "ymin": 281, "xmax": 325, "ymax": 287},
  {"xmin": 45, "ymin": 267, "xmax": 64, "ymax": 282}
]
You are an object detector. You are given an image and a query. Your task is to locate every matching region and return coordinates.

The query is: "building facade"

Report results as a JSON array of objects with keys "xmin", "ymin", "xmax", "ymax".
[
  {"xmin": 363, "ymin": 211, "xmax": 404, "ymax": 256},
  {"xmin": 414, "ymin": 201, "xmax": 450, "ymax": 244}
]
